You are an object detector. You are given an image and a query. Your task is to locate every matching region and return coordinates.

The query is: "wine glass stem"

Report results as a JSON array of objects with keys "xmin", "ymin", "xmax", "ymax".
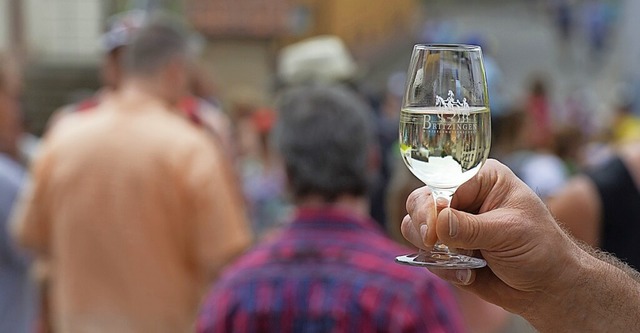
[{"xmin": 430, "ymin": 188, "xmax": 455, "ymax": 252}]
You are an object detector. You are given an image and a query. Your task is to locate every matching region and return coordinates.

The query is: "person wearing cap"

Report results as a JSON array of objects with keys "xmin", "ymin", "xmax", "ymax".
[
  {"xmin": 46, "ymin": 11, "xmax": 235, "ymax": 157},
  {"xmin": 12, "ymin": 17, "xmax": 251, "ymax": 332},
  {"xmin": 46, "ymin": 10, "xmax": 146, "ymax": 126}
]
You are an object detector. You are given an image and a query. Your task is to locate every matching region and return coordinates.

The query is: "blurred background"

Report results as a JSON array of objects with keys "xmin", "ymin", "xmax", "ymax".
[
  {"xmin": 0, "ymin": 0, "xmax": 418, "ymax": 135},
  {"xmin": 4, "ymin": 0, "xmax": 637, "ymax": 227},
  {"xmin": 0, "ymin": 0, "xmax": 636, "ymax": 137},
  {"xmin": 2, "ymin": 0, "xmax": 639, "ymax": 332},
  {"xmin": 0, "ymin": 0, "xmax": 633, "ymax": 258}
]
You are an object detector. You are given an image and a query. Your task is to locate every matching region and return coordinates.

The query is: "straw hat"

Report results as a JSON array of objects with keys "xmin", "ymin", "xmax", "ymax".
[{"xmin": 278, "ymin": 35, "xmax": 357, "ymax": 85}]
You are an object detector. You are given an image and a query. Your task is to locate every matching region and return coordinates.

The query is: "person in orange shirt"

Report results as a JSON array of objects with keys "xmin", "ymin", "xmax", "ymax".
[{"xmin": 11, "ymin": 16, "xmax": 251, "ymax": 333}]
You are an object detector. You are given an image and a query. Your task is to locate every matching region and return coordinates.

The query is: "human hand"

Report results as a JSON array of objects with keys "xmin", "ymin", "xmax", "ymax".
[{"xmin": 401, "ymin": 159, "xmax": 583, "ymax": 315}]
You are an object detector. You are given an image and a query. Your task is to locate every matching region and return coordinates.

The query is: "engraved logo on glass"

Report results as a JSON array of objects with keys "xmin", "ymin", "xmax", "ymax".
[{"xmin": 435, "ymin": 90, "xmax": 470, "ymax": 122}]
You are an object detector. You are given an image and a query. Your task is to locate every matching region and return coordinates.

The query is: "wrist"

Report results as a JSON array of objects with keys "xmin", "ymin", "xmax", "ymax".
[
  {"xmin": 524, "ymin": 244, "xmax": 640, "ymax": 332},
  {"xmin": 521, "ymin": 243, "xmax": 592, "ymax": 331}
]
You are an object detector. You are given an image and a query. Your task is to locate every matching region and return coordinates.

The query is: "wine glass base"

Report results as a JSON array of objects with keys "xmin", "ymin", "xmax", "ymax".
[{"xmin": 395, "ymin": 251, "xmax": 486, "ymax": 269}]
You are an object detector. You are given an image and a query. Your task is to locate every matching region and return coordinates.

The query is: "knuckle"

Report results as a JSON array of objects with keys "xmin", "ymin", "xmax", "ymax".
[
  {"xmin": 406, "ymin": 189, "xmax": 419, "ymax": 214},
  {"xmin": 400, "ymin": 217, "xmax": 425, "ymax": 249},
  {"xmin": 406, "ymin": 188, "xmax": 431, "ymax": 220},
  {"xmin": 463, "ymin": 215, "xmax": 482, "ymax": 245}
]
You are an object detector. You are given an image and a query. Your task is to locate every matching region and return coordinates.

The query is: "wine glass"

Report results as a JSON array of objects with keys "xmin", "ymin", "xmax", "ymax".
[{"xmin": 395, "ymin": 44, "xmax": 491, "ymax": 269}]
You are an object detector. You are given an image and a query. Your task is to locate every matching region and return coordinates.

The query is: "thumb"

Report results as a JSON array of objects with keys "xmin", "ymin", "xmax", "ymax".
[{"xmin": 437, "ymin": 207, "xmax": 503, "ymax": 250}]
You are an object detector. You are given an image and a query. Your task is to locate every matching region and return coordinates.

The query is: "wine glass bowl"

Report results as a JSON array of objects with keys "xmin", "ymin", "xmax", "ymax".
[{"xmin": 395, "ymin": 44, "xmax": 491, "ymax": 269}]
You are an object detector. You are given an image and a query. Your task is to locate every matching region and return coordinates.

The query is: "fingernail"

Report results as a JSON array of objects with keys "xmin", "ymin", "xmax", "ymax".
[
  {"xmin": 420, "ymin": 224, "xmax": 428, "ymax": 242},
  {"xmin": 448, "ymin": 210, "xmax": 458, "ymax": 237},
  {"xmin": 456, "ymin": 269, "xmax": 472, "ymax": 285}
]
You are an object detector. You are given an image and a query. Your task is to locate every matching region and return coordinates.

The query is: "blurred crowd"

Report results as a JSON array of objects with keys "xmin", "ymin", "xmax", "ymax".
[{"xmin": 1, "ymin": 0, "xmax": 640, "ymax": 332}]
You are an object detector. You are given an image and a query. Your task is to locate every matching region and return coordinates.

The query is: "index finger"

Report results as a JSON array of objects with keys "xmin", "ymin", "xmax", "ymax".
[{"xmin": 450, "ymin": 159, "xmax": 516, "ymax": 213}]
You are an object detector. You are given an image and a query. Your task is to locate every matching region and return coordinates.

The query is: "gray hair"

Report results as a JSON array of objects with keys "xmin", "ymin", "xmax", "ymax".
[
  {"xmin": 273, "ymin": 85, "xmax": 375, "ymax": 202},
  {"xmin": 122, "ymin": 15, "xmax": 190, "ymax": 76}
]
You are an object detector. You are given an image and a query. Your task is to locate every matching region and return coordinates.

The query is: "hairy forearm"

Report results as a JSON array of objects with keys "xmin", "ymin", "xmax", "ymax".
[{"xmin": 527, "ymin": 249, "xmax": 640, "ymax": 332}]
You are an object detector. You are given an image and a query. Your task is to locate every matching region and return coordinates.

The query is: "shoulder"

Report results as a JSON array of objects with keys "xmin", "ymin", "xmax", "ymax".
[
  {"xmin": 344, "ymin": 232, "xmax": 462, "ymax": 307},
  {"xmin": 619, "ymin": 143, "xmax": 640, "ymax": 189},
  {"xmin": 213, "ymin": 241, "xmax": 275, "ymax": 283},
  {"xmin": 46, "ymin": 92, "xmax": 104, "ymax": 129},
  {"xmin": 168, "ymin": 122, "xmax": 224, "ymax": 172},
  {"xmin": 198, "ymin": 243, "xmax": 273, "ymax": 312},
  {"xmin": 152, "ymin": 107, "xmax": 212, "ymax": 145},
  {"xmin": 41, "ymin": 110, "xmax": 100, "ymax": 150},
  {"xmin": 198, "ymin": 235, "xmax": 463, "ymax": 331},
  {"xmin": 128, "ymin": 106, "xmax": 221, "ymax": 165},
  {"xmin": 217, "ymin": 231, "xmax": 449, "ymax": 294}
]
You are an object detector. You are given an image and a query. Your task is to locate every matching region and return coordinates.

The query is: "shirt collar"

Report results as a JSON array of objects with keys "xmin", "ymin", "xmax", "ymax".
[{"xmin": 291, "ymin": 205, "xmax": 380, "ymax": 232}]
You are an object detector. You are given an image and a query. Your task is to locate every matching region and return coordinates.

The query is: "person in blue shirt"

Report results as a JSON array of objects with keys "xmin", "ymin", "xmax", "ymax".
[{"xmin": 0, "ymin": 55, "xmax": 38, "ymax": 333}]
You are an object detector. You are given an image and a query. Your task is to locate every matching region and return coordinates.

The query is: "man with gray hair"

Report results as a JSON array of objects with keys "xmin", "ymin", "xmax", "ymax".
[
  {"xmin": 12, "ymin": 17, "xmax": 251, "ymax": 333},
  {"xmin": 197, "ymin": 85, "xmax": 464, "ymax": 332}
]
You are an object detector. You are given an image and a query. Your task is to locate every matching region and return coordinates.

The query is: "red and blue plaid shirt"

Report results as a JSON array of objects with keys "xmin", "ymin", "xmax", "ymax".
[{"xmin": 197, "ymin": 206, "xmax": 464, "ymax": 333}]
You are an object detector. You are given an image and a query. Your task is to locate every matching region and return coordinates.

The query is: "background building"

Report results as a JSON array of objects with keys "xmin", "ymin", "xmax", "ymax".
[
  {"xmin": 184, "ymin": 0, "xmax": 291, "ymax": 107},
  {"xmin": 185, "ymin": 0, "xmax": 420, "ymax": 108},
  {"xmin": 284, "ymin": 0, "xmax": 419, "ymax": 56},
  {"xmin": 0, "ymin": 0, "xmax": 420, "ymax": 135}
]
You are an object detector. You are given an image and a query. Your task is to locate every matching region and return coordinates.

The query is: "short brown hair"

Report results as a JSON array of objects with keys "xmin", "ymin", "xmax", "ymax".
[{"xmin": 122, "ymin": 15, "xmax": 190, "ymax": 76}]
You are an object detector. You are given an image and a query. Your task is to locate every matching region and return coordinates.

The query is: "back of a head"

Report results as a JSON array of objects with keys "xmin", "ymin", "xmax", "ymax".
[
  {"xmin": 122, "ymin": 15, "xmax": 189, "ymax": 77},
  {"xmin": 273, "ymin": 85, "xmax": 374, "ymax": 202}
]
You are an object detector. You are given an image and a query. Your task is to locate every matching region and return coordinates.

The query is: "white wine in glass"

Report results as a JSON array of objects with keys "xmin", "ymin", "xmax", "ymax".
[{"xmin": 395, "ymin": 44, "xmax": 491, "ymax": 269}]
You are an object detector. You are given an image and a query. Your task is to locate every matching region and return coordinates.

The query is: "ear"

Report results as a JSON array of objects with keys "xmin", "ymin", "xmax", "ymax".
[
  {"xmin": 101, "ymin": 49, "xmax": 123, "ymax": 89},
  {"xmin": 368, "ymin": 143, "xmax": 382, "ymax": 175},
  {"xmin": 165, "ymin": 57, "xmax": 188, "ymax": 82}
]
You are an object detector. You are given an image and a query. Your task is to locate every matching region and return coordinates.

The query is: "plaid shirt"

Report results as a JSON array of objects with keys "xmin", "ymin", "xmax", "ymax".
[{"xmin": 197, "ymin": 206, "xmax": 464, "ymax": 333}]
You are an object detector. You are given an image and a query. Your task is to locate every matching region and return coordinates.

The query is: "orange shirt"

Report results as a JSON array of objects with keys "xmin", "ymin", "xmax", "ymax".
[{"xmin": 12, "ymin": 95, "xmax": 252, "ymax": 333}]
